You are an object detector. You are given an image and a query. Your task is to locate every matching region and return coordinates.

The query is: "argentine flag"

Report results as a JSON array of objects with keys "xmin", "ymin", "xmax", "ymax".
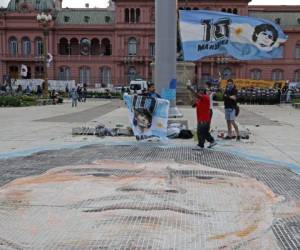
[{"xmin": 179, "ymin": 10, "xmax": 287, "ymax": 61}]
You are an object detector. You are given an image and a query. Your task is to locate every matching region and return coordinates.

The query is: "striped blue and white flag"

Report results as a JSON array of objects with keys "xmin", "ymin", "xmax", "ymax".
[
  {"xmin": 124, "ymin": 94, "xmax": 170, "ymax": 141},
  {"xmin": 179, "ymin": 10, "xmax": 287, "ymax": 61}
]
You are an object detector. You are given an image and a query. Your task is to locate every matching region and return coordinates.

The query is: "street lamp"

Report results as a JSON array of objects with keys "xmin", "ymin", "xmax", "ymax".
[{"xmin": 37, "ymin": 12, "xmax": 52, "ymax": 97}]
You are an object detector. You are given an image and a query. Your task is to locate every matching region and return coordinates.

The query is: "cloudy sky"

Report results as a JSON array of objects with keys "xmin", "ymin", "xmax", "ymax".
[{"xmin": 0, "ymin": 0, "xmax": 299, "ymax": 8}]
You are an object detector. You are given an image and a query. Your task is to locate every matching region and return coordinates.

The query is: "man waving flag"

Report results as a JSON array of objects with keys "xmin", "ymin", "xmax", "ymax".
[{"xmin": 179, "ymin": 10, "xmax": 287, "ymax": 61}]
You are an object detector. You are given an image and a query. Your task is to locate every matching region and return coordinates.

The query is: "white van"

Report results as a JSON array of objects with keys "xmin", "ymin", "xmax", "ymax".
[{"xmin": 129, "ymin": 79, "xmax": 148, "ymax": 94}]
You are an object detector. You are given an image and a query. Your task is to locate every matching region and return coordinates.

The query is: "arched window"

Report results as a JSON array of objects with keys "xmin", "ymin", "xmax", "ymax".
[
  {"xmin": 294, "ymin": 70, "xmax": 300, "ymax": 82},
  {"xmin": 9, "ymin": 65, "xmax": 19, "ymax": 79},
  {"xmin": 272, "ymin": 69, "xmax": 284, "ymax": 81},
  {"xmin": 128, "ymin": 37, "xmax": 137, "ymax": 56},
  {"xmin": 193, "ymin": 7, "xmax": 199, "ymax": 10},
  {"xmin": 101, "ymin": 38, "xmax": 112, "ymax": 56},
  {"xmin": 58, "ymin": 66, "xmax": 71, "ymax": 80},
  {"xmin": 125, "ymin": 8, "xmax": 129, "ymax": 23},
  {"xmin": 151, "ymin": 7, "xmax": 155, "ymax": 22},
  {"xmin": 35, "ymin": 37, "xmax": 43, "ymax": 56},
  {"xmin": 80, "ymin": 38, "xmax": 91, "ymax": 56},
  {"xmin": 35, "ymin": 65, "xmax": 44, "ymax": 79},
  {"xmin": 91, "ymin": 38, "xmax": 100, "ymax": 55},
  {"xmin": 22, "ymin": 37, "xmax": 31, "ymax": 56},
  {"xmin": 70, "ymin": 38, "xmax": 79, "ymax": 55},
  {"xmin": 227, "ymin": 8, "xmax": 232, "ymax": 13},
  {"xmin": 135, "ymin": 8, "xmax": 140, "ymax": 23},
  {"xmin": 79, "ymin": 66, "xmax": 90, "ymax": 84},
  {"xmin": 9, "ymin": 37, "xmax": 18, "ymax": 56},
  {"xmin": 149, "ymin": 43, "xmax": 155, "ymax": 57},
  {"xmin": 295, "ymin": 43, "xmax": 300, "ymax": 59},
  {"xmin": 36, "ymin": 39, "xmax": 43, "ymax": 56},
  {"xmin": 130, "ymin": 8, "xmax": 135, "ymax": 23},
  {"xmin": 25, "ymin": 66, "xmax": 32, "ymax": 79},
  {"xmin": 250, "ymin": 69, "xmax": 262, "ymax": 80},
  {"xmin": 221, "ymin": 8, "xmax": 226, "ymax": 12},
  {"xmin": 59, "ymin": 38, "xmax": 69, "ymax": 55},
  {"xmin": 186, "ymin": 7, "xmax": 191, "ymax": 11},
  {"xmin": 233, "ymin": 8, "xmax": 238, "ymax": 14},
  {"xmin": 128, "ymin": 66, "xmax": 136, "ymax": 82},
  {"xmin": 100, "ymin": 67, "xmax": 112, "ymax": 86}
]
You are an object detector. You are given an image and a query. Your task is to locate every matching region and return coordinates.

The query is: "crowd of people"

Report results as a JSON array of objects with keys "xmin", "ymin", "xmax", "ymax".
[
  {"xmin": 236, "ymin": 87, "xmax": 281, "ymax": 105},
  {"xmin": 0, "ymin": 80, "xmax": 91, "ymax": 107}
]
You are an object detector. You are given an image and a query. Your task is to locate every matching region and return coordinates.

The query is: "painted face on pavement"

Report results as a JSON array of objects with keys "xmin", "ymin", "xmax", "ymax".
[{"xmin": 0, "ymin": 160, "xmax": 280, "ymax": 249}]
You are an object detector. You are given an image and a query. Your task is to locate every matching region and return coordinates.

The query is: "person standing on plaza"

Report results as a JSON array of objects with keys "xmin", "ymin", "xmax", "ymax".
[
  {"xmin": 205, "ymin": 82, "xmax": 215, "ymax": 126},
  {"xmin": 82, "ymin": 86, "xmax": 88, "ymax": 102},
  {"xmin": 223, "ymin": 79, "xmax": 240, "ymax": 140},
  {"xmin": 77, "ymin": 85, "xmax": 82, "ymax": 102},
  {"xmin": 36, "ymin": 85, "xmax": 42, "ymax": 98},
  {"xmin": 147, "ymin": 83, "xmax": 161, "ymax": 98},
  {"xmin": 70, "ymin": 87, "xmax": 78, "ymax": 107},
  {"xmin": 187, "ymin": 83, "xmax": 216, "ymax": 149}
]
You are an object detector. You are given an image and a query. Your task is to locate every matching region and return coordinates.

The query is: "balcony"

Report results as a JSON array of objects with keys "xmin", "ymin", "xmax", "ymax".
[
  {"xmin": 1, "ymin": 54, "xmax": 44, "ymax": 62},
  {"xmin": 123, "ymin": 55, "xmax": 145, "ymax": 64},
  {"xmin": 56, "ymin": 54, "xmax": 114, "ymax": 62}
]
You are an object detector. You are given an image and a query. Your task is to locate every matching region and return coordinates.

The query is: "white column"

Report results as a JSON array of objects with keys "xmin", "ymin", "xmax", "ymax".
[{"xmin": 155, "ymin": 0, "xmax": 182, "ymax": 117}]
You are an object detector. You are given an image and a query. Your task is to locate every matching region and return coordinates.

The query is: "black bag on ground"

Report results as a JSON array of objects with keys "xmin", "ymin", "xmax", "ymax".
[{"xmin": 178, "ymin": 129, "xmax": 193, "ymax": 139}]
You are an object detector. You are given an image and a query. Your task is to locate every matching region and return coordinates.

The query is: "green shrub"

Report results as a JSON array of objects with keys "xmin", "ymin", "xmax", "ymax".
[
  {"xmin": 0, "ymin": 96, "xmax": 21, "ymax": 107},
  {"xmin": 21, "ymin": 96, "xmax": 36, "ymax": 102},
  {"xmin": 0, "ymin": 96, "xmax": 39, "ymax": 107},
  {"xmin": 292, "ymin": 98, "xmax": 300, "ymax": 104},
  {"xmin": 86, "ymin": 91, "xmax": 122, "ymax": 99}
]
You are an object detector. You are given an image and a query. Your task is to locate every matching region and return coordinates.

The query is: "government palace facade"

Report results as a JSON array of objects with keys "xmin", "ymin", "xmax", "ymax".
[{"xmin": 0, "ymin": 0, "xmax": 300, "ymax": 87}]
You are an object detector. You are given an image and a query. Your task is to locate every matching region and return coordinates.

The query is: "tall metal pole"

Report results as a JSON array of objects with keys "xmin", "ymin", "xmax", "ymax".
[
  {"xmin": 43, "ymin": 28, "xmax": 49, "ymax": 97},
  {"xmin": 155, "ymin": 0, "xmax": 182, "ymax": 118},
  {"xmin": 37, "ymin": 13, "xmax": 52, "ymax": 98}
]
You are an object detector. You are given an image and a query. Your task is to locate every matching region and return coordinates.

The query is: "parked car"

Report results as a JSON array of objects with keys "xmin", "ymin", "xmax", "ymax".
[{"xmin": 129, "ymin": 79, "xmax": 148, "ymax": 94}]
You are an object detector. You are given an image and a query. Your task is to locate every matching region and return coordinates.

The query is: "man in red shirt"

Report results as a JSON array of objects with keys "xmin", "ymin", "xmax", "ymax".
[{"xmin": 188, "ymin": 85, "xmax": 216, "ymax": 149}]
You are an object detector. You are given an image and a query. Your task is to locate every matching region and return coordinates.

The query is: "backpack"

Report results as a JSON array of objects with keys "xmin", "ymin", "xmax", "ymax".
[
  {"xmin": 235, "ymin": 105, "xmax": 240, "ymax": 117},
  {"xmin": 178, "ymin": 129, "xmax": 193, "ymax": 139}
]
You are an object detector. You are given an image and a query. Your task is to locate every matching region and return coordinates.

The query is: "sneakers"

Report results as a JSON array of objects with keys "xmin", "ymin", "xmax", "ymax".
[
  {"xmin": 192, "ymin": 145, "xmax": 204, "ymax": 150},
  {"xmin": 207, "ymin": 142, "xmax": 217, "ymax": 148},
  {"xmin": 193, "ymin": 142, "xmax": 217, "ymax": 150},
  {"xmin": 236, "ymin": 136, "xmax": 241, "ymax": 141}
]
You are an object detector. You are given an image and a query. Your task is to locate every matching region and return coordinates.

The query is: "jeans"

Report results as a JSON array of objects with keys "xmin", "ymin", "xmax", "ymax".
[
  {"xmin": 72, "ymin": 99, "xmax": 77, "ymax": 107},
  {"xmin": 197, "ymin": 122, "xmax": 214, "ymax": 148}
]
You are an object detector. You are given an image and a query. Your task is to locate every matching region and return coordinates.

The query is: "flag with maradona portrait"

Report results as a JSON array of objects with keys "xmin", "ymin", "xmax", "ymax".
[
  {"xmin": 123, "ymin": 94, "xmax": 170, "ymax": 141},
  {"xmin": 179, "ymin": 10, "xmax": 288, "ymax": 61}
]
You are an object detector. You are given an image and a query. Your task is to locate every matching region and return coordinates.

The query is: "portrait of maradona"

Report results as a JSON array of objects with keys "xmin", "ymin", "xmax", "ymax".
[
  {"xmin": 252, "ymin": 23, "xmax": 278, "ymax": 50},
  {"xmin": 0, "ymin": 160, "xmax": 282, "ymax": 249}
]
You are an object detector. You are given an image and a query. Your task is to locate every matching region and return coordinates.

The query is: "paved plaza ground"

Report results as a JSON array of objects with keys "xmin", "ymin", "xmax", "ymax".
[{"xmin": 0, "ymin": 99, "xmax": 299, "ymax": 249}]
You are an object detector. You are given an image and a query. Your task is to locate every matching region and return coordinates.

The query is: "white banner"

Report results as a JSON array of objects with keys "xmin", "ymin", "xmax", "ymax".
[{"xmin": 12, "ymin": 79, "xmax": 75, "ymax": 91}]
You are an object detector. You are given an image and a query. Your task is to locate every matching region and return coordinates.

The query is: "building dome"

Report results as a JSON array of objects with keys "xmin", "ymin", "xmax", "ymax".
[{"xmin": 7, "ymin": 0, "xmax": 56, "ymax": 12}]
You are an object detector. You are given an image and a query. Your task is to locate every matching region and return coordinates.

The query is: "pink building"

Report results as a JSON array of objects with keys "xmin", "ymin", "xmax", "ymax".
[{"xmin": 0, "ymin": 0, "xmax": 300, "ymax": 87}]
